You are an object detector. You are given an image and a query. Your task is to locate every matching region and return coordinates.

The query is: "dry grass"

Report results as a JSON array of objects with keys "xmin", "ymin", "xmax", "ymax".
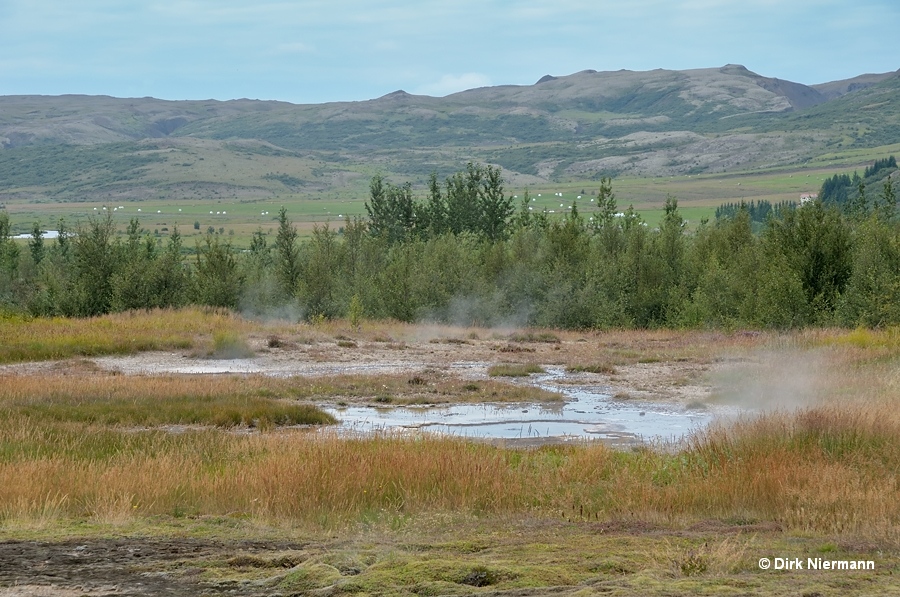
[
  {"xmin": 0, "ymin": 424, "xmax": 664, "ymax": 530},
  {"xmin": 566, "ymin": 363, "xmax": 617, "ymax": 374},
  {"xmin": 278, "ymin": 372, "xmax": 563, "ymax": 405},
  {"xmin": 0, "ymin": 307, "xmax": 257, "ymax": 363},
  {"xmin": 487, "ymin": 363, "xmax": 546, "ymax": 377},
  {"xmin": 0, "ymin": 369, "xmax": 562, "ymax": 427},
  {"xmin": 206, "ymin": 329, "xmax": 255, "ymax": 359},
  {"xmin": 2, "ymin": 399, "xmax": 899, "ymax": 541},
  {"xmin": 0, "ymin": 372, "xmax": 335, "ymax": 428},
  {"xmin": 1, "ymin": 319, "xmax": 900, "ymax": 548},
  {"xmin": 505, "ymin": 330, "xmax": 561, "ymax": 344}
]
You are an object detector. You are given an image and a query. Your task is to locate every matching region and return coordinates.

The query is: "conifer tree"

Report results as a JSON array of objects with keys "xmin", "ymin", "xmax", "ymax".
[{"xmin": 275, "ymin": 207, "xmax": 301, "ymax": 296}]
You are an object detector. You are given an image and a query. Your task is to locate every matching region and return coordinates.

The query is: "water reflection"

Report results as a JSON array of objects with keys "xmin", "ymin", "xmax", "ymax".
[{"xmin": 325, "ymin": 368, "xmax": 712, "ymax": 444}]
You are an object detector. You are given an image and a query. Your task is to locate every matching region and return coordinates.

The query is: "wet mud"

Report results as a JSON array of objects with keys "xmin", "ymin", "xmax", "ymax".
[{"xmin": 0, "ymin": 538, "xmax": 307, "ymax": 596}]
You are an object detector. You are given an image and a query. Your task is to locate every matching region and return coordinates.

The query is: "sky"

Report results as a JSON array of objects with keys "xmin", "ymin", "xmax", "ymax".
[{"xmin": 2, "ymin": 0, "xmax": 898, "ymax": 104}]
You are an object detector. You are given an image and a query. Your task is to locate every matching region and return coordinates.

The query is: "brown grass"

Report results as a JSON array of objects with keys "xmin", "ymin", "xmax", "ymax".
[
  {"xmin": 2, "ymin": 398, "xmax": 898, "ymax": 540},
  {"xmin": 274, "ymin": 372, "xmax": 563, "ymax": 405},
  {"xmin": 566, "ymin": 363, "xmax": 617, "ymax": 374},
  {"xmin": 487, "ymin": 363, "xmax": 546, "ymax": 377},
  {"xmin": 0, "ymin": 369, "xmax": 562, "ymax": 423},
  {"xmin": 0, "ymin": 372, "xmax": 335, "ymax": 428},
  {"xmin": 0, "ymin": 307, "xmax": 256, "ymax": 363},
  {"xmin": 0, "ymin": 428, "xmax": 605, "ymax": 525},
  {"xmin": 1, "ymin": 321, "xmax": 899, "ymax": 545}
]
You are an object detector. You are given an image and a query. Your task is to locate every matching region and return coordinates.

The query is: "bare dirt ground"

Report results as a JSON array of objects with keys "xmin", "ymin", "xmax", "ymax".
[
  {"xmin": 78, "ymin": 327, "xmax": 737, "ymax": 409},
  {"xmin": 0, "ymin": 537, "xmax": 312, "ymax": 597},
  {"xmin": 0, "ymin": 538, "xmax": 211, "ymax": 597}
]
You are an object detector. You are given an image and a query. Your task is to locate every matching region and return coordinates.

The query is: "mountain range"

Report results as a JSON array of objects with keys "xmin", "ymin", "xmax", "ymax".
[{"xmin": 1, "ymin": 64, "xmax": 898, "ymax": 202}]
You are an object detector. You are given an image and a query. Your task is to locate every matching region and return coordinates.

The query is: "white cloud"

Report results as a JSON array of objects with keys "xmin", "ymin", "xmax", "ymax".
[{"xmin": 415, "ymin": 73, "xmax": 493, "ymax": 97}]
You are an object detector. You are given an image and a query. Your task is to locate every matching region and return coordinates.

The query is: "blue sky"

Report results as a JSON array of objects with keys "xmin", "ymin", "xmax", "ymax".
[{"xmin": 2, "ymin": 0, "xmax": 898, "ymax": 104}]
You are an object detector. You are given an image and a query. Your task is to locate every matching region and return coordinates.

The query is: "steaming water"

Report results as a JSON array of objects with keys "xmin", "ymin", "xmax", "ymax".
[{"xmin": 325, "ymin": 367, "xmax": 712, "ymax": 445}]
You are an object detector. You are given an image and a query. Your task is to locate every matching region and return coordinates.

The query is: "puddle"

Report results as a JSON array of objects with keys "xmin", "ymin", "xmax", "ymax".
[
  {"xmin": 11, "ymin": 230, "xmax": 60, "ymax": 240},
  {"xmin": 90, "ymin": 355, "xmax": 422, "ymax": 377},
  {"xmin": 85, "ymin": 356, "xmax": 722, "ymax": 446},
  {"xmin": 325, "ymin": 367, "xmax": 716, "ymax": 446}
]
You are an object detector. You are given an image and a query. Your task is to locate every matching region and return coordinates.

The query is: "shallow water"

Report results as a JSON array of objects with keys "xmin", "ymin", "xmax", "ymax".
[
  {"xmin": 12, "ymin": 230, "xmax": 60, "ymax": 240},
  {"xmin": 325, "ymin": 367, "xmax": 713, "ymax": 445},
  {"xmin": 87, "ymin": 355, "xmax": 718, "ymax": 445}
]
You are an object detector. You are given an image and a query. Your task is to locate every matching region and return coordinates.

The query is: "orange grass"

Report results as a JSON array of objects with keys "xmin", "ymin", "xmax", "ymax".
[
  {"xmin": 0, "ymin": 370, "xmax": 561, "ymax": 414},
  {"xmin": 0, "ymin": 427, "xmax": 611, "ymax": 525},
  {"xmin": 0, "ymin": 324, "xmax": 899, "ymax": 542},
  {"xmin": 2, "ymin": 399, "xmax": 899, "ymax": 539},
  {"xmin": 0, "ymin": 370, "xmax": 341, "ymax": 428},
  {"xmin": 0, "ymin": 307, "xmax": 257, "ymax": 363},
  {"xmin": 681, "ymin": 403, "xmax": 900, "ymax": 536}
]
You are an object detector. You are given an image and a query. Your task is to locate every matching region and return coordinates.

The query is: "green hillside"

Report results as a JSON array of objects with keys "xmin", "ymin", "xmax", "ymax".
[{"xmin": 0, "ymin": 64, "xmax": 898, "ymax": 212}]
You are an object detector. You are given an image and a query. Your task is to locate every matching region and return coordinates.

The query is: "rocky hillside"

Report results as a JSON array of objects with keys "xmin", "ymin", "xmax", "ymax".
[{"xmin": 1, "ymin": 64, "xmax": 898, "ymax": 201}]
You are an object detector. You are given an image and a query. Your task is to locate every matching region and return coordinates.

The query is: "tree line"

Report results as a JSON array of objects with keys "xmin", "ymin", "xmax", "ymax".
[
  {"xmin": 819, "ymin": 155, "xmax": 897, "ymax": 219},
  {"xmin": 1, "ymin": 162, "xmax": 900, "ymax": 329},
  {"xmin": 714, "ymin": 199, "xmax": 796, "ymax": 225}
]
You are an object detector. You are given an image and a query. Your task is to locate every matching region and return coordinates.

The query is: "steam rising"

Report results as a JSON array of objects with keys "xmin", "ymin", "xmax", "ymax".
[{"xmin": 711, "ymin": 348, "xmax": 830, "ymax": 412}]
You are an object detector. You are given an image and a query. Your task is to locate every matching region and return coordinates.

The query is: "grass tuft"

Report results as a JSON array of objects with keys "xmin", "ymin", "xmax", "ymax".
[
  {"xmin": 459, "ymin": 565, "xmax": 500, "ymax": 587},
  {"xmin": 507, "ymin": 331, "xmax": 561, "ymax": 344},
  {"xmin": 208, "ymin": 330, "xmax": 254, "ymax": 359},
  {"xmin": 488, "ymin": 363, "xmax": 546, "ymax": 377},
  {"xmin": 497, "ymin": 343, "xmax": 536, "ymax": 353},
  {"xmin": 266, "ymin": 335, "xmax": 288, "ymax": 348},
  {"xmin": 566, "ymin": 363, "xmax": 617, "ymax": 374}
]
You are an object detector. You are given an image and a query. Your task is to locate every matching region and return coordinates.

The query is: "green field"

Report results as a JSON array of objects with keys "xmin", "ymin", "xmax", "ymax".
[{"xmin": 4, "ymin": 142, "xmax": 898, "ymax": 246}]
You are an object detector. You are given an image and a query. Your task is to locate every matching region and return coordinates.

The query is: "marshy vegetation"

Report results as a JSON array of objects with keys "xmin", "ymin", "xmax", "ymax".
[
  {"xmin": 0, "ymin": 317, "xmax": 895, "ymax": 539},
  {"xmin": 0, "ymin": 313, "xmax": 898, "ymax": 593},
  {"xmin": 1, "ymin": 397, "xmax": 898, "ymax": 538},
  {"xmin": 487, "ymin": 363, "xmax": 546, "ymax": 377}
]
